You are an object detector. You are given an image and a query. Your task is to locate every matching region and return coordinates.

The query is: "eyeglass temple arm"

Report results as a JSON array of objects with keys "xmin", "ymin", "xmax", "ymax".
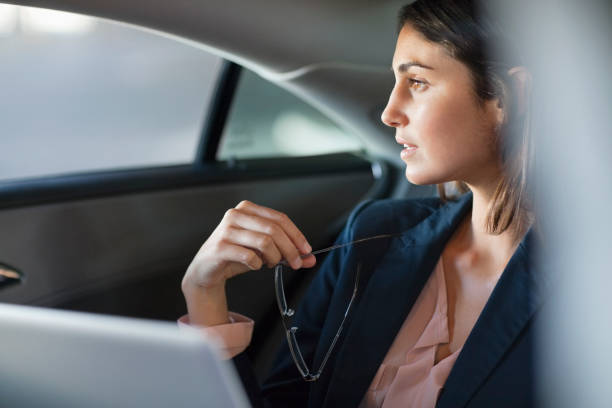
[{"xmin": 278, "ymin": 233, "xmax": 400, "ymax": 266}]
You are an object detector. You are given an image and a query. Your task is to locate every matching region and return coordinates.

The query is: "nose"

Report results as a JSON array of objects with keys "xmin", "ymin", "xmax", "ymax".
[{"xmin": 381, "ymin": 87, "xmax": 409, "ymax": 128}]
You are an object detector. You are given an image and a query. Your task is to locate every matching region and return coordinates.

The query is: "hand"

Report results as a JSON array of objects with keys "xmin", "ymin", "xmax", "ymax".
[{"xmin": 181, "ymin": 200, "xmax": 315, "ymax": 326}]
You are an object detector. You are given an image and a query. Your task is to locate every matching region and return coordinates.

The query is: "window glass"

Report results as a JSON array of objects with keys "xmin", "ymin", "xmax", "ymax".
[
  {"xmin": 0, "ymin": 4, "xmax": 222, "ymax": 182},
  {"xmin": 217, "ymin": 69, "xmax": 363, "ymax": 160}
]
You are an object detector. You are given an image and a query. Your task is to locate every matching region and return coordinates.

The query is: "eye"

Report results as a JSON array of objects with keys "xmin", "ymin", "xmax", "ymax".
[{"xmin": 409, "ymin": 78, "xmax": 428, "ymax": 91}]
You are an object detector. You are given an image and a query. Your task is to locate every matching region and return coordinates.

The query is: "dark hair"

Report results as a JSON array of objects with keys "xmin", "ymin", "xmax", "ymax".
[{"xmin": 398, "ymin": 0, "xmax": 533, "ymax": 237}]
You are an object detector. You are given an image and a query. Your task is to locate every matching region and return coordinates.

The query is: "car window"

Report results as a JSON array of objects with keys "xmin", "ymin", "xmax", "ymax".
[
  {"xmin": 217, "ymin": 69, "xmax": 364, "ymax": 160},
  {"xmin": 0, "ymin": 4, "xmax": 222, "ymax": 182}
]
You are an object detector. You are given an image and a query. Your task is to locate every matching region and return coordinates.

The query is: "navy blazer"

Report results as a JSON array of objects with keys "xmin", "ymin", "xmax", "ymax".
[{"xmin": 233, "ymin": 193, "xmax": 551, "ymax": 407}]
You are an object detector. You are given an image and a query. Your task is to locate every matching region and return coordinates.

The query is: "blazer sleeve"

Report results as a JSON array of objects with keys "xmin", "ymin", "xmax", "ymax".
[{"xmin": 230, "ymin": 199, "xmax": 376, "ymax": 408}]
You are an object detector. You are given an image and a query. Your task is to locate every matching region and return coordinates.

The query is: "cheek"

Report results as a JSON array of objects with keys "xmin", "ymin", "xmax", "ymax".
[
  {"xmin": 413, "ymin": 97, "xmax": 464, "ymax": 157},
  {"xmin": 414, "ymin": 93, "xmax": 492, "ymax": 161}
]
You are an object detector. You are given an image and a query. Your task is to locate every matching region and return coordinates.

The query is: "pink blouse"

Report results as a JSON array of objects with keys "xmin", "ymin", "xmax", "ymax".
[
  {"xmin": 180, "ymin": 258, "xmax": 459, "ymax": 408},
  {"xmin": 359, "ymin": 258, "xmax": 460, "ymax": 407}
]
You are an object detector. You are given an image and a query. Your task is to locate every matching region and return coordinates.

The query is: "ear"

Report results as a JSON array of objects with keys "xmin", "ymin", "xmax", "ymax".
[{"xmin": 507, "ymin": 66, "xmax": 532, "ymax": 117}]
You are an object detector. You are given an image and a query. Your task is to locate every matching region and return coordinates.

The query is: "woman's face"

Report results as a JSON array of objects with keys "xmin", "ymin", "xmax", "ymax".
[{"xmin": 382, "ymin": 24, "xmax": 503, "ymax": 187}]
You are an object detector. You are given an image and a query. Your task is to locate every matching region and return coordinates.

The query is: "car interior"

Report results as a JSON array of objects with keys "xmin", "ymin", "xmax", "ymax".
[
  {"xmin": 3, "ymin": 1, "xmax": 612, "ymax": 406},
  {"xmin": 0, "ymin": 0, "xmax": 440, "ymax": 380}
]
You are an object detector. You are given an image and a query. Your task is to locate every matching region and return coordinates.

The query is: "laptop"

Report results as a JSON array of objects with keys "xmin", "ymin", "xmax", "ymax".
[{"xmin": 0, "ymin": 303, "xmax": 251, "ymax": 408}]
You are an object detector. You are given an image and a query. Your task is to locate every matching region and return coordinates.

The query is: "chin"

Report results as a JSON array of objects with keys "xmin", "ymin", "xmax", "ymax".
[
  {"xmin": 403, "ymin": 162, "xmax": 456, "ymax": 186},
  {"xmin": 404, "ymin": 168, "xmax": 438, "ymax": 186}
]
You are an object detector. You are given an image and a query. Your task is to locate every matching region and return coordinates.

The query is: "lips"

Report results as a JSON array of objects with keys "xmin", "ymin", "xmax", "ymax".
[
  {"xmin": 396, "ymin": 137, "xmax": 418, "ymax": 160},
  {"xmin": 395, "ymin": 137, "xmax": 417, "ymax": 149}
]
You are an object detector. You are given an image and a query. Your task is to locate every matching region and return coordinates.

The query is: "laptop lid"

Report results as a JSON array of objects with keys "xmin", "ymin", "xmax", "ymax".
[{"xmin": 0, "ymin": 303, "xmax": 251, "ymax": 408}]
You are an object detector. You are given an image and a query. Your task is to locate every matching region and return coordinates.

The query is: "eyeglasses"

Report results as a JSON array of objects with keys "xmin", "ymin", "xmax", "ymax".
[{"xmin": 273, "ymin": 233, "xmax": 397, "ymax": 382}]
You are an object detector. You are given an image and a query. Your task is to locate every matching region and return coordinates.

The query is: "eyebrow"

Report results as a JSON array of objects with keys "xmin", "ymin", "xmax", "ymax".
[{"xmin": 392, "ymin": 61, "xmax": 434, "ymax": 73}]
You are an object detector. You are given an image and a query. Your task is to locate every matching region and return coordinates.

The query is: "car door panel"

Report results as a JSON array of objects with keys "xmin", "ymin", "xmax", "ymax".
[{"xmin": 0, "ymin": 168, "xmax": 377, "ymax": 305}]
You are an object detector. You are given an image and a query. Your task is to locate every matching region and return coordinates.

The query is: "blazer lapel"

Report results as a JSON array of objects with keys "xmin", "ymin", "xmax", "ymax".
[
  {"xmin": 436, "ymin": 229, "xmax": 553, "ymax": 408},
  {"xmin": 320, "ymin": 194, "xmax": 473, "ymax": 408}
]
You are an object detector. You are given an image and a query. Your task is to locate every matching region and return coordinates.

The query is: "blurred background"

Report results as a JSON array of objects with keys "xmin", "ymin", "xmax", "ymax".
[{"xmin": 490, "ymin": 1, "xmax": 612, "ymax": 407}]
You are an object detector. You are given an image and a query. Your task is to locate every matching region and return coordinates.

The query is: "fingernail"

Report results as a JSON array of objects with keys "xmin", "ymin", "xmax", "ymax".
[
  {"xmin": 292, "ymin": 257, "xmax": 303, "ymax": 270},
  {"xmin": 303, "ymin": 242, "xmax": 312, "ymax": 254}
]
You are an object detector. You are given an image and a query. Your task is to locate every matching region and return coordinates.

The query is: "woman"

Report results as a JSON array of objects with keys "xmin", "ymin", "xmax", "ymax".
[{"xmin": 180, "ymin": 0, "xmax": 543, "ymax": 406}]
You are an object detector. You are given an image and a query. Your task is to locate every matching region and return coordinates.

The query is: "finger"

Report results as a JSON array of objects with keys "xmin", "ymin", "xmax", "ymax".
[
  {"xmin": 301, "ymin": 253, "xmax": 317, "ymax": 269},
  {"xmin": 215, "ymin": 242, "xmax": 264, "ymax": 273},
  {"xmin": 223, "ymin": 209, "xmax": 303, "ymax": 269},
  {"xmin": 235, "ymin": 201, "xmax": 312, "ymax": 254},
  {"xmin": 223, "ymin": 227, "xmax": 283, "ymax": 267}
]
